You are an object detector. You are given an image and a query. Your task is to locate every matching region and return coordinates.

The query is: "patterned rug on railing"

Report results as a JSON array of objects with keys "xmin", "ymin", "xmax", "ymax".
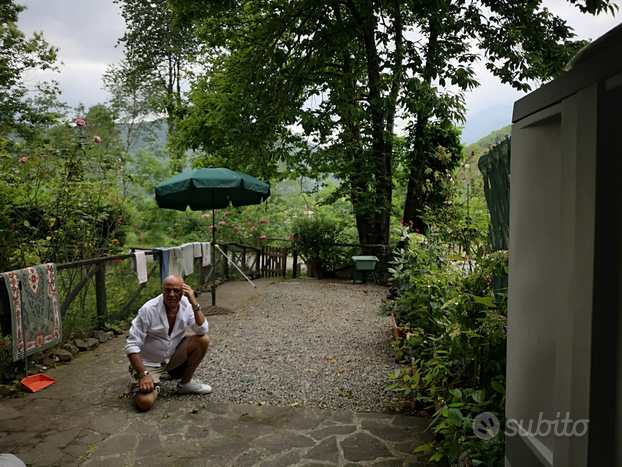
[
  {"xmin": 0, "ymin": 264, "xmax": 61, "ymax": 362},
  {"xmin": 202, "ymin": 305, "xmax": 235, "ymax": 316}
]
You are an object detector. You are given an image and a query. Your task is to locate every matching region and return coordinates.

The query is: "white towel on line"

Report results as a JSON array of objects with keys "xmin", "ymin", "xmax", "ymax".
[
  {"xmin": 202, "ymin": 242, "xmax": 211, "ymax": 266},
  {"xmin": 168, "ymin": 247, "xmax": 182, "ymax": 276},
  {"xmin": 193, "ymin": 242, "xmax": 202, "ymax": 258},
  {"xmin": 180, "ymin": 243, "xmax": 195, "ymax": 277},
  {"xmin": 134, "ymin": 251, "xmax": 148, "ymax": 284}
]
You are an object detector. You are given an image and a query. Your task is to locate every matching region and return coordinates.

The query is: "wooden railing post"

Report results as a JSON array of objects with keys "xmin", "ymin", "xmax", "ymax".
[
  {"xmin": 292, "ymin": 242, "xmax": 297, "ymax": 278},
  {"xmin": 95, "ymin": 260, "xmax": 107, "ymax": 324},
  {"xmin": 282, "ymin": 247, "xmax": 287, "ymax": 278}
]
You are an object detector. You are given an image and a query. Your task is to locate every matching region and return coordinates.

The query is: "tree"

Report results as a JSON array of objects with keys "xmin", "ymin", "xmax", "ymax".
[
  {"xmin": 113, "ymin": 0, "xmax": 200, "ymax": 172},
  {"xmin": 169, "ymin": 0, "xmax": 617, "ymax": 246},
  {"xmin": 0, "ymin": 0, "xmax": 60, "ymax": 140},
  {"xmin": 102, "ymin": 61, "xmax": 158, "ymax": 153}
]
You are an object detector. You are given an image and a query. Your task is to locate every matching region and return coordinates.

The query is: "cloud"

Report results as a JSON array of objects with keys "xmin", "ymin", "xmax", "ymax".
[
  {"xmin": 18, "ymin": 0, "xmax": 126, "ymax": 110},
  {"xmin": 461, "ymin": 6, "xmax": 620, "ymax": 141}
]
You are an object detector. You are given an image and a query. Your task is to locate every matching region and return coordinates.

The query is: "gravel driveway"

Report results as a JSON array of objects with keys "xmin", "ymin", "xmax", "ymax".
[{"xmin": 159, "ymin": 278, "xmax": 402, "ymax": 413}]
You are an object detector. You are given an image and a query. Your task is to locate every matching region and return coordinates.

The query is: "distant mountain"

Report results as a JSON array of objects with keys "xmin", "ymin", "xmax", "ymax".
[{"xmin": 460, "ymin": 104, "xmax": 513, "ymax": 145}]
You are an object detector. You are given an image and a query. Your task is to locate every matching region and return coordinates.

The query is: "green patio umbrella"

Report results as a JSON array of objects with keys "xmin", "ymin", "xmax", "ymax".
[{"xmin": 155, "ymin": 167, "xmax": 271, "ymax": 305}]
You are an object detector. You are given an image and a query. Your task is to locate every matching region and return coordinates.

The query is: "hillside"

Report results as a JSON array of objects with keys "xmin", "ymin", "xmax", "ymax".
[{"xmin": 462, "ymin": 124, "xmax": 512, "ymax": 181}]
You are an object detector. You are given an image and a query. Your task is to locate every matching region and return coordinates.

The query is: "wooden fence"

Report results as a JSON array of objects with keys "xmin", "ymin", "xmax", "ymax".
[
  {"xmin": 0, "ymin": 239, "xmax": 393, "ymax": 341},
  {"xmin": 0, "ymin": 240, "xmax": 295, "ymax": 340}
]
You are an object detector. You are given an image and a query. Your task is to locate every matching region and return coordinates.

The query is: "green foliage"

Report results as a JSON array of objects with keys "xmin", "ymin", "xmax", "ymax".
[
  {"xmin": 0, "ymin": 334, "xmax": 12, "ymax": 369},
  {"xmin": 292, "ymin": 215, "xmax": 339, "ymax": 260},
  {"xmin": 169, "ymin": 0, "xmax": 615, "ymax": 246},
  {"xmin": 103, "ymin": 61, "xmax": 160, "ymax": 153},
  {"xmin": 60, "ymin": 258, "xmax": 162, "ymax": 340},
  {"xmin": 464, "ymin": 125, "xmax": 512, "ymax": 161},
  {"xmin": 0, "ymin": 114, "xmax": 129, "ymax": 271},
  {"xmin": 0, "ymin": 0, "xmax": 60, "ymax": 138},
  {"xmin": 114, "ymin": 0, "xmax": 201, "ymax": 171},
  {"xmin": 385, "ymin": 225, "xmax": 508, "ymax": 465}
]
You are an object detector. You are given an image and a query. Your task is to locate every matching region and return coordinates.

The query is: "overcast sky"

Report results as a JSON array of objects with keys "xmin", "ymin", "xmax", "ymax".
[{"xmin": 17, "ymin": 1, "xmax": 622, "ymax": 143}]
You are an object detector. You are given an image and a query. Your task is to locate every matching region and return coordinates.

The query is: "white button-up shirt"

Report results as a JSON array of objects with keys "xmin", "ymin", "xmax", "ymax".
[{"xmin": 124, "ymin": 294, "xmax": 209, "ymax": 367}]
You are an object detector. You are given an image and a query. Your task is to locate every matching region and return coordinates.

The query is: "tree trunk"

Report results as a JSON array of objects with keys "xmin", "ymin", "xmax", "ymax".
[
  {"xmin": 348, "ymin": 0, "xmax": 392, "ymax": 247},
  {"xmin": 402, "ymin": 24, "xmax": 439, "ymax": 231}
]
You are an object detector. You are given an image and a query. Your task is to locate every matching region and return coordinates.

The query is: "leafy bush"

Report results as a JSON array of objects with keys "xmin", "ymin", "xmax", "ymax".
[
  {"xmin": 385, "ymin": 225, "xmax": 508, "ymax": 466},
  {"xmin": 0, "ymin": 120, "xmax": 128, "ymax": 271},
  {"xmin": 292, "ymin": 215, "xmax": 343, "ymax": 268}
]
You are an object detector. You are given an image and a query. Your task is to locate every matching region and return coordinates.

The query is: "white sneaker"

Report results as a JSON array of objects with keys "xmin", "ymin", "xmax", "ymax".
[{"xmin": 177, "ymin": 379, "xmax": 213, "ymax": 395}]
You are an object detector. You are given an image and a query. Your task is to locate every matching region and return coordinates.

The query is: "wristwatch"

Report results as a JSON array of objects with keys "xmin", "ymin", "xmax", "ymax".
[
  {"xmin": 192, "ymin": 303, "xmax": 202, "ymax": 312},
  {"xmin": 138, "ymin": 370, "xmax": 150, "ymax": 379}
]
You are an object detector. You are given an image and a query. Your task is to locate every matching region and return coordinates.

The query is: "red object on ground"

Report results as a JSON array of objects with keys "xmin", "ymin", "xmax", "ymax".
[{"xmin": 21, "ymin": 373, "xmax": 55, "ymax": 392}]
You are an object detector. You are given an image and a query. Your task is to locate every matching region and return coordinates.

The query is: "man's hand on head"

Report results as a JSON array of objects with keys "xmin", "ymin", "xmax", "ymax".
[{"xmin": 182, "ymin": 284, "xmax": 197, "ymax": 306}]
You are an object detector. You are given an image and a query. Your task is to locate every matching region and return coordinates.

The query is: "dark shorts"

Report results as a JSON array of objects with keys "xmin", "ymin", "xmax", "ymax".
[{"xmin": 128, "ymin": 336, "xmax": 190, "ymax": 393}]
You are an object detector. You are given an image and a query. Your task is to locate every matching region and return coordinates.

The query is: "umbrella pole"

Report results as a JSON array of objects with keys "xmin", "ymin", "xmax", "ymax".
[{"xmin": 212, "ymin": 207, "xmax": 216, "ymax": 306}]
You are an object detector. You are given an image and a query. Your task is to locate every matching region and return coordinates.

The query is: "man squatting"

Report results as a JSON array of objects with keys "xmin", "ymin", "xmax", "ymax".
[{"xmin": 125, "ymin": 274, "xmax": 212, "ymax": 410}]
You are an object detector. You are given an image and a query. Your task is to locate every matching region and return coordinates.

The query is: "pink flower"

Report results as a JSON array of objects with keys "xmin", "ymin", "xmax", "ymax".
[
  {"xmin": 93, "ymin": 135, "xmax": 101, "ymax": 144},
  {"xmin": 258, "ymin": 218, "xmax": 268, "ymax": 224},
  {"xmin": 224, "ymin": 211, "xmax": 231, "ymax": 216},
  {"xmin": 112, "ymin": 239, "xmax": 118, "ymax": 244},
  {"xmin": 399, "ymin": 220, "xmax": 404, "ymax": 226},
  {"xmin": 234, "ymin": 227, "xmax": 241, "ymax": 232},
  {"xmin": 443, "ymin": 200, "xmax": 452, "ymax": 205},
  {"xmin": 247, "ymin": 221, "xmax": 253, "ymax": 225},
  {"xmin": 415, "ymin": 228, "xmax": 420, "ymax": 232},
  {"xmin": 19, "ymin": 157, "xmax": 27, "ymax": 163},
  {"xmin": 75, "ymin": 119, "xmax": 86, "ymax": 127},
  {"xmin": 139, "ymin": 238, "xmax": 143, "ymax": 242},
  {"xmin": 114, "ymin": 259, "xmax": 121, "ymax": 263},
  {"xmin": 409, "ymin": 220, "xmax": 414, "ymax": 227},
  {"xmin": 260, "ymin": 235, "xmax": 267, "ymax": 240},
  {"xmin": 251, "ymin": 226, "xmax": 257, "ymax": 232},
  {"xmin": 202, "ymin": 213, "xmax": 210, "ymax": 218},
  {"xmin": 219, "ymin": 221, "xmax": 226, "ymax": 225}
]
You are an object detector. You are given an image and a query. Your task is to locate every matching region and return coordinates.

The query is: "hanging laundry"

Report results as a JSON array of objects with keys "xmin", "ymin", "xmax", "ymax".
[
  {"xmin": 168, "ymin": 247, "xmax": 182, "ymax": 276},
  {"xmin": 134, "ymin": 251, "xmax": 148, "ymax": 284},
  {"xmin": 202, "ymin": 243, "xmax": 211, "ymax": 267},
  {"xmin": 153, "ymin": 247, "xmax": 169, "ymax": 284},
  {"xmin": 0, "ymin": 264, "xmax": 61, "ymax": 362},
  {"xmin": 180, "ymin": 243, "xmax": 195, "ymax": 277},
  {"xmin": 192, "ymin": 242, "xmax": 202, "ymax": 258}
]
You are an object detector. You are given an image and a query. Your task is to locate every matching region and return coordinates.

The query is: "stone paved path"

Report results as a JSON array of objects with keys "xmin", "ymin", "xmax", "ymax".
[{"xmin": 0, "ymin": 279, "xmax": 438, "ymax": 467}]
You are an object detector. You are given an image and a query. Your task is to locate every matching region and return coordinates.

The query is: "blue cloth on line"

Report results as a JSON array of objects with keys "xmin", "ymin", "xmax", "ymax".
[{"xmin": 153, "ymin": 247, "xmax": 169, "ymax": 284}]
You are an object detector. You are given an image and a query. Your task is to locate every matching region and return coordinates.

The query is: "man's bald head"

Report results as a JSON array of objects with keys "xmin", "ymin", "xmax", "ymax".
[
  {"xmin": 162, "ymin": 275, "xmax": 184, "ymax": 288},
  {"xmin": 162, "ymin": 275, "xmax": 185, "ymax": 311}
]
